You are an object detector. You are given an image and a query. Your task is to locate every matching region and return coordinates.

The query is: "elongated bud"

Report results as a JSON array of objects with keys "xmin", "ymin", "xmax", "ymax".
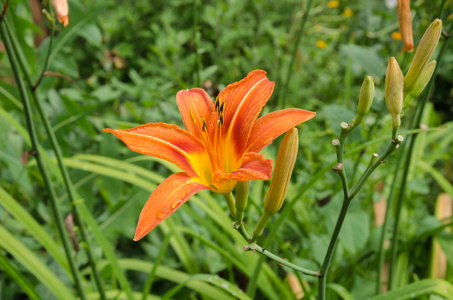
[
  {"xmin": 397, "ymin": 0, "xmax": 414, "ymax": 52},
  {"xmin": 404, "ymin": 19, "xmax": 442, "ymax": 94},
  {"xmin": 235, "ymin": 181, "xmax": 250, "ymax": 223},
  {"xmin": 253, "ymin": 128, "xmax": 299, "ymax": 240},
  {"xmin": 385, "ymin": 57, "xmax": 404, "ymax": 136},
  {"xmin": 403, "ymin": 60, "xmax": 436, "ymax": 108},
  {"xmin": 353, "ymin": 76, "xmax": 374, "ymax": 128},
  {"xmin": 52, "ymin": 0, "xmax": 69, "ymax": 27}
]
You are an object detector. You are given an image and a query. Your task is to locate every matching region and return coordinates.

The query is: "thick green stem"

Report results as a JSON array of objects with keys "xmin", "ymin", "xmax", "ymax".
[
  {"xmin": 318, "ymin": 197, "xmax": 351, "ymax": 299},
  {"xmin": 224, "ymin": 192, "xmax": 236, "ymax": 218},
  {"xmin": 0, "ymin": 19, "xmax": 87, "ymax": 300},
  {"xmin": 4, "ymin": 16, "xmax": 106, "ymax": 299},
  {"xmin": 277, "ymin": 0, "xmax": 313, "ymax": 108}
]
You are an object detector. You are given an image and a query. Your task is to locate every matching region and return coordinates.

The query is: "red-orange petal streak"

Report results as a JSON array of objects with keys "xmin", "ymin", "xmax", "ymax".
[
  {"xmin": 215, "ymin": 153, "xmax": 272, "ymax": 182},
  {"xmin": 246, "ymin": 108, "xmax": 316, "ymax": 153},
  {"xmin": 219, "ymin": 70, "xmax": 275, "ymax": 160},
  {"xmin": 177, "ymin": 88, "xmax": 214, "ymax": 139},
  {"xmin": 134, "ymin": 173, "xmax": 208, "ymax": 241},
  {"xmin": 103, "ymin": 123, "xmax": 205, "ymax": 177}
]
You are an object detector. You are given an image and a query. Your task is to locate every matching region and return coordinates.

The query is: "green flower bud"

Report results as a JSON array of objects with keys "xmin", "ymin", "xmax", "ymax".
[
  {"xmin": 235, "ymin": 181, "xmax": 250, "ymax": 223},
  {"xmin": 253, "ymin": 128, "xmax": 299, "ymax": 240},
  {"xmin": 403, "ymin": 60, "xmax": 437, "ymax": 108},
  {"xmin": 385, "ymin": 57, "xmax": 404, "ymax": 136},
  {"xmin": 404, "ymin": 19, "xmax": 442, "ymax": 94},
  {"xmin": 353, "ymin": 76, "xmax": 374, "ymax": 128}
]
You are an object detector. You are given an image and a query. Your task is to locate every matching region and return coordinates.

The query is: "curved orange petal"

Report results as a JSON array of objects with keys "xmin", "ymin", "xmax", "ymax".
[
  {"xmin": 246, "ymin": 108, "xmax": 316, "ymax": 153},
  {"xmin": 177, "ymin": 88, "xmax": 214, "ymax": 140},
  {"xmin": 215, "ymin": 153, "xmax": 273, "ymax": 182},
  {"xmin": 103, "ymin": 123, "xmax": 206, "ymax": 177},
  {"xmin": 218, "ymin": 70, "xmax": 275, "ymax": 161},
  {"xmin": 134, "ymin": 173, "xmax": 208, "ymax": 240}
]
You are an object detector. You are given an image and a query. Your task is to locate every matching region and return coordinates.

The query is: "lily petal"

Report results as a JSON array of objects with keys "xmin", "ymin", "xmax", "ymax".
[
  {"xmin": 103, "ymin": 123, "xmax": 206, "ymax": 177},
  {"xmin": 134, "ymin": 173, "xmax": 208, "ymax": 241},
  {"xmin": 246, "ymin": 108, "xmax": 316, "ymax": 153},
  {"xmin": 219, "ymin": 70, "xmax": 275, "ymax": 161},
  {"xmin": 215, "ymin": 153, "xmax": 272, "ymax": 182},
  {"xmin": 177, "ymin": 88, "xmax": 214, "ymax": 139}
]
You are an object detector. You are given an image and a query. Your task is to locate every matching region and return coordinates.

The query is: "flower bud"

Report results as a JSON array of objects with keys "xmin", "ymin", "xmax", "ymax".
[
  {"xmin": 253, "ymin": 128, "xmax": 299, "ymax": 240},
  {"xmin": 385, "ymin": 57, "xmax": 404, "ymax": 134},
  {"xmin": 404, "ymin": 19, "xmax": 442, "ymax": 94},
  {"xmin": 397, "ymin": 0, "xmax": 414, "ymax": 52},
  {"xmin": 403, "ymin": 60, "xmax": 436, "ymax": 108},
  {"xmin": 353, "ymin": 76, "xmax": 374, "ymax": 127},
  {"xmin": 235, "ymin": 181, "xmax": 250, "ymax": 223},
  {"xmin": 52, "ymin": 0, "xmax": 69, "ymax": 27}
]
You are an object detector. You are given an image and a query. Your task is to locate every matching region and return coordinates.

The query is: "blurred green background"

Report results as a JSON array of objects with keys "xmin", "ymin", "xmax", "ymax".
[{"xmin": 0, "ymin": 0, "xmax": 452, "ymax": 299}]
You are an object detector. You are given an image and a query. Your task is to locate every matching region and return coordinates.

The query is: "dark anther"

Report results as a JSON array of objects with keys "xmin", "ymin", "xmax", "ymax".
[
  {"xmin": 219, "ymin": 102, "xmax": 225, "ymax": 116},
  {"xmin": 202, "ymin": 120, "xmax": 207, "ymax": 132},
  {"xmin": 215, "ymin": 97, "xmax": 220, "ymax": 112},
  {"xmin": 218, "ymin": 115, "xmax": 224, "ymax": 128}
]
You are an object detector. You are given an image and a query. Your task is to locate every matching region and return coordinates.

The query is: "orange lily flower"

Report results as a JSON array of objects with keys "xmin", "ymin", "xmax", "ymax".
[{"xmin": 104, "ymin": 70, "xmax": 316, "ymax": 241}]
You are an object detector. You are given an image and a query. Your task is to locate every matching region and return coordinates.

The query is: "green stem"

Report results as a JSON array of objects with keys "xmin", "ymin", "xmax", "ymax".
[
  {"xmin": 388, "ymin": 20, "xmax": 452, "ymax": 290},
  {"xmin": 0, "ymin": 18, "xmax": 87, "ymax": 300},
  {"xmin": 33, "ymin": 18, "xmax": 55, "ymax": 90},
  {"xmin": 235, "ymin": 223, "xmax": 321, "ymax": 277},
  {"xmin": 318, "ymin": 197, "xmax": 352, "ymax": 300},
  {"xmin": 193, "ymin": 0, "xmax": 201, "ymax": 87},
  {"xmin": 141, "ymin": 233, "xmax": 172, "ymax": 300},
  {"xmin": 4, "ymin": 16, "xmax": 105, "ymax": 299},
  {"xmin": 224, "ymin": 192, "xmax": 236, "ymax": 218},
  {"xmin": 278, "ymin": 0, "xmax": 313, "ymax": 108},
  {"xmin": 319, "ymin": 134, "xmax": 401, "ymax": 299},
  {"xmin": 375, "ymin": 155, "xmax": 402, "ymax": 294}
]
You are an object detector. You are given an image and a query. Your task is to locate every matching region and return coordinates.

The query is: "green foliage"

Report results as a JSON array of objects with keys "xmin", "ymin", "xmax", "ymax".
[{"xmin": 0, "ymin": 0, "xmax": 452, "ymax": 299}]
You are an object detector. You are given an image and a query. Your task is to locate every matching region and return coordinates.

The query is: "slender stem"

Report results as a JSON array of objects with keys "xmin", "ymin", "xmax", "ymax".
[
  {"xmin": 4, "ymin": 16, "xmax": 105, "ymax": 299},
  {"xmin": 193, "ymin": 0, "xmax": 201, "ymax": 87},
  {"xmin": 319, "ymin": 134, "xmax": 401, "ymax": 299},
  {"xmin": 33, "ymin": 18, "xmax": 55, "ymax": 90},
  {"xmin": 0, "ymin": 19, "xmax": 87, "ymax": 300},
  {"xmin": 375, "ymin": 155, "xmax": 402, "ymax": 294},
  {"xmin": 224, "ymin": 192, "xmax": 236, "ymax": 218},
  {"xmin": 388, "ymin": 20, "xmax": 452, "ymax": 290},
  {"xmin": 278, "ymin": 0, "xmax": 313, "ymax": 108},
  {"xmin": 235, "ymin": 223, "xmax": 321, "ymax": 277},
  {"xmin": 142, "ymin": 233, "xmax": 172, "ymax": 300},
  {"xmin": 318, "ymin": 198, "xmax": 351, "ymax": 300}
]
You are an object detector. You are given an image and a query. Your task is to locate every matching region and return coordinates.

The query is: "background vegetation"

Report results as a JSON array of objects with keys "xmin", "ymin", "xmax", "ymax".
[{"xmin": 0, "ymin": 0, "xmax": 452, "ymax": 299}]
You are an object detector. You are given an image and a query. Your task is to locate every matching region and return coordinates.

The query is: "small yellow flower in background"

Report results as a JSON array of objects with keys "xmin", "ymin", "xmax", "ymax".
[
  {"xmin": 343, "ymin": 7, "xmax": 353, "ymax": 17},
  {"xmin": 327, "ymin": 0, "xmax": 339, "ymax": 8},
  {"xmin": 52, "ymin": 0, "xmax": 69, "ymax": 27},
  {"xmin": 317, "ymin": 40, "xmax": 327, "ymax": 49},
  {"xmin": 391, "ymin": 31, "xmax": 402, "ymax": 40}
]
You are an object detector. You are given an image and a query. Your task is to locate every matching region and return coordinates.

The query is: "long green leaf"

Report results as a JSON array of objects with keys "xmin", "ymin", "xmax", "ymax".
[
  {"xmin": 0, "ymin": 251, "xmax": 42, "ymax": 300},
  {"xmin": 417, "ymin": 160, "xmax": 453, "ymax": 197},
  {"xmin": 0, "ymin": 226, "xmax": 75, "ymax": 300},
  {"xmin": 0, "ymin": 186, "xmax": 70, "ymax": 273},
  {"xmin": 370, "ymin": 279, "xmax": 453, "ymax": 300}
]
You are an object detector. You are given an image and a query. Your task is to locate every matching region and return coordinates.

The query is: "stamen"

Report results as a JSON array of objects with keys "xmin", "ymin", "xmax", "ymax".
[
  {"xmin": 215, "ymin": 97, "xmax": 220, "ymax": 113},
  {"xmin": 200, "ymin": 116, "xmax": 208, "ymax": 132},
  {"xmin": 218, "ymin": 102, "xmax": 225, "ymax": 116},
  {"xmin": 189, "ymin": 110, "xmax": 196, "ymax": 123}
]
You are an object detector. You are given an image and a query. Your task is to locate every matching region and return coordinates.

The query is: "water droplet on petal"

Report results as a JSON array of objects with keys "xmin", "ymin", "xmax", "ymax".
[
  {"xmin": 185, "ymin": 180, "xmax": 191, "ymax": 185},
  {"xmin": 196, "ymin": 171, "xmax": 201, "ymax": 175},
  {"xmin": 171, "ymin": 199, "xmax": 182, "ymax": 209},
  {"xmin": 156, "ymin": 211, "xmax": 165, "ymax": 220}
]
